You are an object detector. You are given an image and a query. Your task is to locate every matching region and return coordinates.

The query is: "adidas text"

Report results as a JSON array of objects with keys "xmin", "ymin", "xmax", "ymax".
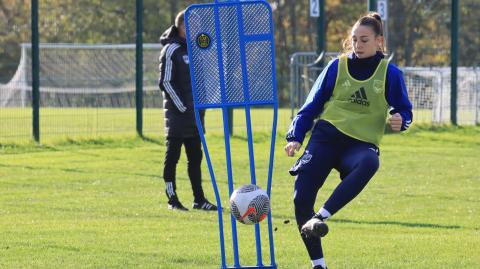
[{"xmin": 350, "ymin": 98, "xmax": 370, "ymax": 106}]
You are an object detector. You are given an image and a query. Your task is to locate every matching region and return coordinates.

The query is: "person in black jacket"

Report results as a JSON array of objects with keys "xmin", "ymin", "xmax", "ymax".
[{"xmin": 158, "ymin": 10, "xmax": 216, "ymax": 211}]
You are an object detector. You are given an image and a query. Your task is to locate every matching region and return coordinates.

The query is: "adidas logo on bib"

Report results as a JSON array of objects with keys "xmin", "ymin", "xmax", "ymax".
[{"xmin": 350, "ymin": 87, "xmax": 370, "ymax": 107}]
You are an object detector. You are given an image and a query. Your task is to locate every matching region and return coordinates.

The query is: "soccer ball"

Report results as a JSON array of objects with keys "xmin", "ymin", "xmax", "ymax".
[{"xmin": 229, "ymin": 184, "xmax": 270, "ymax": 225}]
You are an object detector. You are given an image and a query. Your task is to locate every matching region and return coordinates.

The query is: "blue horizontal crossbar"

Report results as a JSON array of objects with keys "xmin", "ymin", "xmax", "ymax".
[
  {"xmin": 244, "ymin": 34, "xmax": 271, "ymax": 42},
  {"xmin": 225, "ymin": 265, "xmax": 277, "ymax": 269},
  {"xmin": 195, "ymin": 101, "xmax": 276, "ymax": 109}
]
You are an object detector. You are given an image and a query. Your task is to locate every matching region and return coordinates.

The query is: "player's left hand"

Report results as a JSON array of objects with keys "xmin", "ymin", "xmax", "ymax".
[
  {"xmin": 389, "ymin": 113, "xmax": 403, "ymax": 132},
  {"xmin": 284, "ymin": 141, "xmax": 301, "ymax": 157}
]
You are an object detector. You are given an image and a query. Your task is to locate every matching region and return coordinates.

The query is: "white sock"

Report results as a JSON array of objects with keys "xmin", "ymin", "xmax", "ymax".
[
  {"xmin": 312, "ymin": 258, "xmax": 327, "ymax": 268},
  {"xmin": 318, "ymin": 207, "xmax": 332, "ymax": 220}
]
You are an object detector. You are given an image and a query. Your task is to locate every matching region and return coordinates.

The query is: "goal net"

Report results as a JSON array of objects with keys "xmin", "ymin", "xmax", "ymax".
[{"xmin": 0, "ymin": 43, "xmax": 163, "ymax": 108}]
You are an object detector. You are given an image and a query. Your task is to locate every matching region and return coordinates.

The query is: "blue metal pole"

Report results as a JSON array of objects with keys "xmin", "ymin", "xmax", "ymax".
[
  {"xmin": 213, "ymin": 3, "xmax": 241, "ymax": 267},
  {"xmin": 235, "ymin": 2, "xmax": 263, "ymax": 265}
]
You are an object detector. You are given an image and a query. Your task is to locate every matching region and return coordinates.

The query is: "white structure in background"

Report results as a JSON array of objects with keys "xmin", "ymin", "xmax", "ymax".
[
  {"xmin": 290, "ymin": 52, "xmax": 480, "ymax": 125},
  {"xmin": 0, "ymin": 43, "xmax": 163, "ymax": 108}
]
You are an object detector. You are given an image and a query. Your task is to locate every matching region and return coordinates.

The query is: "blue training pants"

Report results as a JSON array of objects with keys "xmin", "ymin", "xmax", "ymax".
[{"xmin": 290, "ymin": 128, "xmax": 380, "ymax": 260}]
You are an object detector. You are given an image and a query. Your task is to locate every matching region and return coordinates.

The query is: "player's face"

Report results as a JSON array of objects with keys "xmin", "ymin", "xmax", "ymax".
[{"xmin": 351, "ymin": 25, "xmax": 383, "ymax": 59}]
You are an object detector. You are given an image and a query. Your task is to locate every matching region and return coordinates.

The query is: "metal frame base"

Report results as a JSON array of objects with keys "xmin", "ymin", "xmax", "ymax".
[{"xmin": 225, "ymin": 265, "xmax": 277, "ymax": 269}]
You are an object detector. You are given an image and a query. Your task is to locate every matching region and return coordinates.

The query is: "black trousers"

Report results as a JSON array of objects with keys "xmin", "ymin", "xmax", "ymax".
[{"xmin": 163, "ymin": 136, "xmax": 205, "ymax": 203}]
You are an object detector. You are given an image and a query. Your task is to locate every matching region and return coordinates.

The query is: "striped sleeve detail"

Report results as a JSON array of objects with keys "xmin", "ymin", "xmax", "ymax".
[
  {"xmin": 162, "ymin": 43, "xmax": 187, "ymax": 113},
  {"xmin": 165, "ymin": 182, "xmax": 176, "ymax": 198}
]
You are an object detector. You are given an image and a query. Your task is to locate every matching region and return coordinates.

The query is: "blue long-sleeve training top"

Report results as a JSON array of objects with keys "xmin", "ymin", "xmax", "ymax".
[{"xmin": 287, "ymin": 52, "xmax": 413, "ymax": 144}]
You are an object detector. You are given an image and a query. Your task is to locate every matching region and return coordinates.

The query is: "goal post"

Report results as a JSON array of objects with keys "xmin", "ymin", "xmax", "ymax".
[{"xmin": 0, "ymin": 43, "xmax": 164, "ymax": 139}]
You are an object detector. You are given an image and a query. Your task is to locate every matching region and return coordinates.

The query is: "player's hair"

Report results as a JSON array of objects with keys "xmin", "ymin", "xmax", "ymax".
[
  {"xmin": 342, "ymin": 12, "xmax": 385, "ymax": 55},
  {"xmin": 175, "ymin": 10, "xmax": 186, "ymax": 28}
]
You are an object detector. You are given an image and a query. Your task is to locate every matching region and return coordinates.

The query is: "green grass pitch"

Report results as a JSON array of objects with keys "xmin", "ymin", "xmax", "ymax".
[
  {"xmin": 3, "ymin": 107, "xmax": 474, "ymax": 143},
  {"xmin": 0, "ymin": 109, "xmax": 479, "ymax": 268}
]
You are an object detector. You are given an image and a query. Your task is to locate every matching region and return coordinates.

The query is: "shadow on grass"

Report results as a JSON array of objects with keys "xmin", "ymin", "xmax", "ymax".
[
  {"xmin": 0, "ymin": 143, "xmax": 59, "ymax": 154},
  {"xmin": 0, "ymin": 163, "xmax": 36, "ymax": 170},
  {"xmin": 266, "ymin": 213, "xmax": 462, "ymax": 230},
  {"xmin": 0, "ymin": 135, "xmax": 165, "ymax": 154},
  {"xmin": 140, "ymin": 135, "xmax": 164, "ymax": 145},
  {"xmin": 331, "ymin": 218, "xmax": 461, "ymax": 229},
  {"xmin": 0, "ymin": 163, "xmax": 161, "ymax": 180}
]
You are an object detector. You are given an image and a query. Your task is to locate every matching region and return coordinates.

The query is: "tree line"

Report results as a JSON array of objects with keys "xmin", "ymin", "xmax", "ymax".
[{"xmin": 0, "ymin": 0, "xmax": 478, "ymax": 105}]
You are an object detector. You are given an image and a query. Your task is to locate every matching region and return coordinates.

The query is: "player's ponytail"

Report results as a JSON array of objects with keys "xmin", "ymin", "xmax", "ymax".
[
  {"xmin": 342, "ymin": 12, "xmax": 386, "ymax": 56},
  {"xmin": 368, "ymin": 12, "xmax": 383, "ymax": 30}
]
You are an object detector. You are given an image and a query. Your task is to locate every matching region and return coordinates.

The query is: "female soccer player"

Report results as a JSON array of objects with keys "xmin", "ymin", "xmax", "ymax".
[{"xmin": 284, "ymin": 13, "xmax": 412, "ymax": 269}]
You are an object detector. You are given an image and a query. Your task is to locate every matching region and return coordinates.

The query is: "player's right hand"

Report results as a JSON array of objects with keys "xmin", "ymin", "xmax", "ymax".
[
  {"xmin": 284, "ymin": 141, "xmax": 301, "ymax": 157},
  {"xmin": 388, "ymin": 113, "xmax": 403, "ymax": 132}
]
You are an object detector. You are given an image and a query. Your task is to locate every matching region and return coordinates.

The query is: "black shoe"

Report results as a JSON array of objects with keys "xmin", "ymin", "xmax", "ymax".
[
  {"xmin": 301, "ymin": 217, "xmax": 329, "ymax": 238},
  {"xmin": 193, "ymin": 199, "xmax": 217, "ymax": 211},
  {"xmin": 168, "ymin": 199, "xmax": 189, "ymax": 211},
  {"xmin": 313, "ymin": 265, "xmax": 327, "ymax": 269}
]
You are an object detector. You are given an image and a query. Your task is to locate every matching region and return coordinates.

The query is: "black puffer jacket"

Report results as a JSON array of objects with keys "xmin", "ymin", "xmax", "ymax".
[{"xmin": 158, "ymin": 25, "xmax": 204, "ymax": 138}]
